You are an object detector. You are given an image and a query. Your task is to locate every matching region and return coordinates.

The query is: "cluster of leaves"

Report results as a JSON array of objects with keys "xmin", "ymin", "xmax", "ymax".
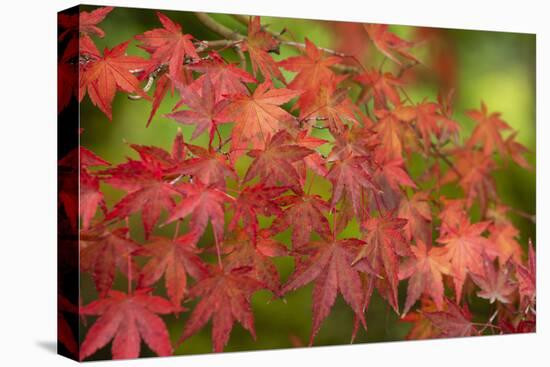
[{"xmin": 58, "ymin": 7, "xmax": 536, "ymax": 361}]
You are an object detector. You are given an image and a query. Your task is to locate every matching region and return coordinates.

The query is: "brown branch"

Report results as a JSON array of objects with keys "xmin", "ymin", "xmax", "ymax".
[
  {"xmin": 194, "ymin": 12, "xmax": 244, "ymax": 40},
  {"xmin": 231, "ymin": 14, "xmax": 250, "ymax": 26}
]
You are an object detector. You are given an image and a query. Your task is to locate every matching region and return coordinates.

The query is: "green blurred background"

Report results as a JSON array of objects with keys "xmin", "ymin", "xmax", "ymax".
[{"xmin": 79, "ymin": 6, "xmax": 536, "ymax": 358}]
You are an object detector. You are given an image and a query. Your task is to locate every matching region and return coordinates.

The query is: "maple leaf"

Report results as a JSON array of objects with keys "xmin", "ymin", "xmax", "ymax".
[
  {"xmin": 78, "ymin": 147, "xmax": 110, "ymax": 229},
  {"xmin": 412, "ymin": 101, "xmax": 459, "ymax": 150},
  {"xmin": 179, "ymin": 267, "xmax": 263, "ymax": 352},
  {"xmin": 399, "ymin": 240, "xmax": 450, "ymax": 314},
  {"xmin": 135, "ymin": 11, "xmax": 199, "ymax": 83},
  {"xmin": 244, "ymin": 130, "xmax": 314, "ymax": 192},
  {"xmin": 364, "ymin": 24, "xmax": 418, "ymax": 65},
  {"xmin": 466, "ymin": 101, "xmax": 511, "ymax": 156},
  {"xmin": 516, "ymin": 240, "xmax": 536, "ymax": 309},
  {"xmin": 80, "ymin": 169, "xmax": 106, "ymax": 229},
  {"xmin": 355, "ymin": 69, "xmax": 404, "ymax": 109},
  {"xmin": 58, "ymin": 6, "xmax": 114, "ymax": 41},
  {"xmin": 438, "ymin": 197, "xmax": 468, "ymax": 237},
  {"xmin": 166, "ymin": 76, "xmax": 231, "ymax": 142},
  {"xmin": 103, "ymin": 160, "xmax": 180, "ymax": 239},
  {"xmin": 272, "ymin": 193, "xmax": 331, "ymax": 249},
  {"xmin": 442, "ymin": 148, "xmax": 496, "ymax": 211},
  {"xmin": 293, "ymin": 130, "xmax": 329, "ymax": 177},
  {"xmin": 373, "ymin": 105, "xmax": 416, "ymax": 159},
  {"xmin": 397, "ymin": 192, "xmax": 432, "ymax": 243},
  {"xmin": 400, "ymin": 298, "xmax": 441, "ymax": 339},
  {"xmin": 375, "ymin": 156, "xmax": 417, "ymax": 192},
  {"xmin": 80, "ymin": 41, "xmax": 151, "ymax": 120},
  {"xmin": 489, "ymin": 223, "xmax": 523, "ymax": 265},
  {"xmin": 229, "ymin": 184, "xmax": 287, "ymax": 243},
  {"xmin": 326, "ymin": 155, "xmax": 378, "ymax": 218},
  {"xmin": 174, "ymin": 143, "xmax": 237, "ymax": 188},
  {"xmin": 241, "ymin": 17, "xmax": 285, "ymax": 81},
  {"xmin": 469, "ymin": 252, "xmax": 515, "ymax": 304},
  {"xmin": 299, "ymin": 77, "xmax": 360, "ymax": 133},
  {"xmin": 223, "ymin": 229, "xmax": 287, "ymax": 292},
  {"xmin": 222, "ymin": 81, "xmax": 301, "ymax": 152},
  {"xmin": 80, "ymin": 227, "xmax": 139, "ymax": 297},
  {"xmin": 328, "ymin": 126, "xmax": 377, "ymax": 162},
  {"xmin": 282, "ymin": 237, "xmax": 368, "ymax": 343},
  {"xmin": 137, "ymin": 232, "xmax": 209, "ymax": 306},
  {"xmin": 504, "ymin": 131, "xmax": 531, "ymax": 169},
  {"xmin": 354, "ymin": 215, "xmax": 411, "ymax": 313},
  {"xmin": 189, "ymin": 52, "xmax": 257, "ymax": 101},
  {"xmin": 279, "ymin": 38, "xmax": 342, "ymax": 95},
  {"xmin": 80, "ymin": 289, "xmax": 175, "ymax": 360},
  {"xmin": 165, "ymin": 180, "xmax": 234, "ymax": 241},
  {"xmin": 436, "ymin": 218, "xmax": 497, "ymax": 300},
  {"xmin": 424, "ymin": 299, "xmax": 478, "ymax": 337}
]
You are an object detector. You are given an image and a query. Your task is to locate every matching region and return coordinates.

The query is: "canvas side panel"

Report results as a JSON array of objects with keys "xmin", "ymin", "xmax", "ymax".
[{"xmin": 57, "ymin": 4, "xmax": 80, "ymax": 361}]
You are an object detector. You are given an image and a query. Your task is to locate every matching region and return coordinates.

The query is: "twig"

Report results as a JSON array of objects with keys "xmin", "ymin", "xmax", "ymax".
[
  {"xmin": 232, "ymin": 14, "xmax": 250, "ymax": 26},
  {"xmin": 281, "ymin": 40, "xmax": 348, "ymax": 57},
  {"xmin": 194, "ymin": 12, "xmax": 244, "ymax": 41}
]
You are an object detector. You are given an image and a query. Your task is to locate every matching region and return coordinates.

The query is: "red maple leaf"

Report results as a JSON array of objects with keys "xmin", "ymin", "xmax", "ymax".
[
  {"xmin": 397, "ymin": 192, "xmax": 432, "ymax": 243},
  {"xmin": 58, "ymin": 6, "xmax": 114, "ymax": 41},
  {"xmin": 178, "ymin": 266, "xmax": 263, "ymax": 352},
  {"xmin": 412, "ymin": 101, "xmax": 459, "ymax": 151},
  {"xmin": 375, "ymin": 156, "xmax": 417, "ymax": 192},
  {"xmin": 272, "ymin": 193, "xmax": 332, "ymax": 249},
  {"xmin": 137, "ymin": 232, "xmax": 208, "ymax": 306},
  {"xmin": 364, "ymin": 24, "xmax": 418, "ymax": 65},
  {"xmin": 135, "ymin": 11, "xmax": 199, "ymax": 83},
  {"xmin": 298, "ymin": 77, "xmax": 360, "ymax": 133},
  {"xmin": 504, "ymin": 131, "xmax": 531, "ymax": 169},
  {"xmin": 223, "ymin": 229, "xmax": 287, "ymax": 292},
  {"xmin": 436, "ymin": 218, "xmax": 497, "ymax": 301},
  {"xmin": 244, "ymin": 130, "xmax": 314, "ymax": 193},
  {"xmin": 466, "ymin": 101, "xmax": 511, "ymax": 156},
  {"xmin": 355, "ymin": 69, "xmax": 404, "ymax": 109},
  {"xmin": 373, "ymin": 105, "xmax": 416, "ymax": 159},
  {"xmin": 489, "ymin": 223, "xmax": 523, "ymax": 265},
  {"xmin": 189, "ymin": 52, "xmax": 257, "ymax": 101},
  {"xmin": 241, "ymin": 17, "xmax": 285, "ymax": 81},
  {"xmin": 222, "ymin": 81, "xmax": 301, "ymax": 153},
  {"xmin": 166, "ymin": 75, "xmax": 231, "ymax": 142},
  {"xmin": 326, "ymin": 155, "xmax": 378, "ymax": 218},
  {"xmin": 80, "ymin": 289, "xmax": 176, "ymax": 360},
  {"xmin": 80, "ymin": 170, "xmax": 106, "ymax": 229},
  {"xmin": 102, "ymin": 160, "xmax": 180, "ymax": 239},
  {"xmin": 165, "ymin": 180, "xmax": 234, "ymax": 241},
  {"xmin": 282, "ymin": 237, "xmax": 367, "ymax": 343},
  {"xmin": 174, "ymin": 143, "xmax": 236, "ymax": 188},
  {"xmin": 469, "ymin": 252, "xmax": 516, "ymax": 304},
  {"xmin": 424, "ymin": 299, "xmax": 478, "ymax": 337},
  {"xmin": 442, "ymin": 148, "xmax": 496, "ymax": 211},
  {"xmin": 80, "ymin": 41, "xmax": 151, "ymax": 120},
  {"xmin": 399, "ymin": 240, "xmax": 450, "ymax": 314},
  {"xmin": 279, "ymin": 38, "xmax": 342, "ymax": 95},
  {"xmin": 516, "ymin": 240, "xmax": 536, "ymax": 309},
  {"xmin": 229, "ymin": 184, "xmax": 287, "ymax": 243},
  {"xmin": 80, "ymin": 227, "xmax": 139, "ymax": 297},
  {"xmin": 354, "ymin": 214, "xmax": 412, "ymax": 313}
]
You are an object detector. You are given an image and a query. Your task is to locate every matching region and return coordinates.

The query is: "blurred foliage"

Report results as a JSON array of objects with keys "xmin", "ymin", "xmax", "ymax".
[{"xmin": 79, "ymin": 6, "xmax": 535, "ymax": 357}]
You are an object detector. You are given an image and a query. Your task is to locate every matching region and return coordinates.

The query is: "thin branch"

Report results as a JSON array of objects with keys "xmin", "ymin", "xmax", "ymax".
[
  {"xmin": 232, "ymin": 14, "xmax": 250, "ymax": 27},
  {"xmin": 281, "ymin": 40, "xmax": 348, "ymax": 57},
  {"xmin": 194, "ymin": 12, "xmax": 244, "ymax": 40},
  {"xmin": 235, "ymin": 45, "xmax": 247, "ymax": 70}
]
